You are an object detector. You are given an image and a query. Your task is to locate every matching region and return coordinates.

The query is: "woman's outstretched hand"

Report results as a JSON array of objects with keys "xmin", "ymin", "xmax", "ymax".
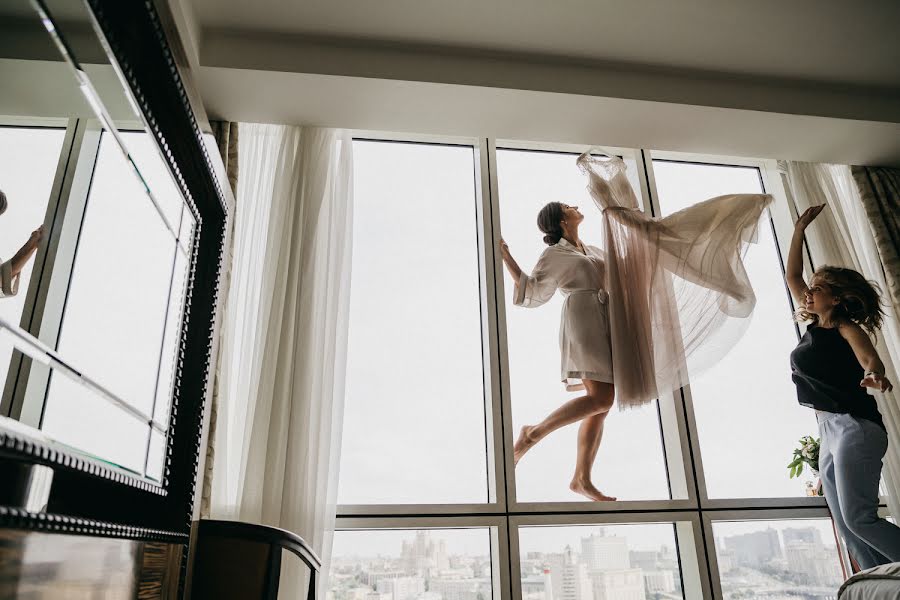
[
  {"xmin": 795, "ymin": 204, "xmax": 825, "ymax": 230},
  {"xmin": 27, "ymin": 225, "xmax": 44, "ymax": 250},
  {"xmin": 861, "ymin": 372, "xmax": 894, "ymax": 393},
  {"xmin": 498, "ymin": 237, "xmax": 522, "ymax": 281}
]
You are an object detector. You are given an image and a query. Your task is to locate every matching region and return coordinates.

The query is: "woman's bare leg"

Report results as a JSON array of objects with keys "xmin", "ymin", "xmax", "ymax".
[
  {"xmin": 514, "ymin": 380, "xmax": 615, "ymax": 465},
  {"xmin": 570, "ymin": 410, "xmax": 616, "ymax": 501}
]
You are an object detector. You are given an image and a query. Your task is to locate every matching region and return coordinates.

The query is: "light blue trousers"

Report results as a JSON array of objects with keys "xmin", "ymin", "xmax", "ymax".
[{"xmin": 818, "ymin": 411, "xmax": 900, "ymax": 569}]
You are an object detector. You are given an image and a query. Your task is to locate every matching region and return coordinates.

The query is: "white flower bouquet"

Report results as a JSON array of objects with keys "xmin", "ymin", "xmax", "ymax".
[{"xmin": 788, "ymin": 435, "xmax": 823, "ymax": 496}]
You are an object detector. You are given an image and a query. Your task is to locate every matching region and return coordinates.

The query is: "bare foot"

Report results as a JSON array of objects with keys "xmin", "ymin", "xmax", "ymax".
[
  {"xmin": 570, "ymin": 478, "xmax": 616, "ymax": 502},
  {"xmin": 513, "ymin": 426, "xmax": 538, "ymax": 465}
]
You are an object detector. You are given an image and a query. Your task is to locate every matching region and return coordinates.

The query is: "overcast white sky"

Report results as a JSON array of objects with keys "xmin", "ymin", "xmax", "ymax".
[{"xmin": 340, "ymin": 143, "xmax": 817, "ymax": 508}]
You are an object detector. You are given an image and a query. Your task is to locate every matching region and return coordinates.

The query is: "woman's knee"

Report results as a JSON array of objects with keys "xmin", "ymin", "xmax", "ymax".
[
  {"xmin": 843, "ymin": 505, "xmax": 880, "ymax": 537},
  {"xmin": 586, "ymin": 389, "xmax": 614, "ymax": 413}
]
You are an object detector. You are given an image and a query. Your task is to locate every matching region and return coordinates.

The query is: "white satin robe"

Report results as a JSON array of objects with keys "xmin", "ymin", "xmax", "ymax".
[{"xmin": 515, "ymin": 238, "xmax": 613, "ymax": 391}]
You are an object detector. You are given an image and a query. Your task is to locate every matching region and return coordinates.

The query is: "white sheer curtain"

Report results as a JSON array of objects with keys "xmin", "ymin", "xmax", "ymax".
[
  {"xmin": 209, "ymin": 123, "xmax": 353, "ymax": 597},
  {"xmin": 780, "ymin": 160, "xmax": 900, "ymax": 519}
]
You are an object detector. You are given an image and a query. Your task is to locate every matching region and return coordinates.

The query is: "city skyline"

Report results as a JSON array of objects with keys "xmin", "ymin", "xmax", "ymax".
[
  {"xmin": 714, "ymin": 521, "xmax": 843, "ymax": 599},
  {"xmin": 331, "ymin": 527, "xmax": 684, "ymax": 600},
  {"xmin": 331, "ymin": 521, "xmax": 846, "ymax": 600}
]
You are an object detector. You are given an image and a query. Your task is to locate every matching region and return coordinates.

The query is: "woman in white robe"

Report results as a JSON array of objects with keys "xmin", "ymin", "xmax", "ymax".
[
  {"xmin": 499, "ymin": 151, "xmax": 773, "ymax": 501},
  {"xmin": 500, "ymin": 201, "xmax": 617, "ymax": 501}
]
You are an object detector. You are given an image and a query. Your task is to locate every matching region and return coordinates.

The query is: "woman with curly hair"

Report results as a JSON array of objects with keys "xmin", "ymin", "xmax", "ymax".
[{"xmin": 787, "ymin": 203, "xmax": 900, "ymax": 569}]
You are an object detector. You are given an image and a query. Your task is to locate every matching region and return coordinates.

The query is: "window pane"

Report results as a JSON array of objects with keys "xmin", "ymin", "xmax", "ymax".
[
  {"xmin": 497, "ymin": 149, "xmax": 669, "ymax": 502},
  {"xmin": 0, "ymin": 127, "xmax": 65, "ymax": 380},
  {"xmin": 518, "ymin": 523, "xmax": 683, "ymax": 599},
  {"xmin": 712, "ymin": 519, "xmax": 843, "ymax": 597},
  {"xmin": 339, "ymin": 141, "xmax": 487, "ymax": 504},
  {"xmin": 330, "ymin": 529, "xmax": 492, "ymax": 600},
  {"xmin": 42, "ymin": 372, "xmax": 148, "ymax": 474},
  {"xmin": 49, "ymin": 132, "xmax": 177, "ymax": 416},
  {"xmin": 652, "ymin": 160, "xmax": 815, "ymax": 499}
]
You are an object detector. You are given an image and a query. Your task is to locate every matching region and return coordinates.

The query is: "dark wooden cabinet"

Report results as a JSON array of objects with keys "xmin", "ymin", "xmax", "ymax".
[{"xmin": 0, "ymin": 530, "xmax": 182, "ymax": 599}]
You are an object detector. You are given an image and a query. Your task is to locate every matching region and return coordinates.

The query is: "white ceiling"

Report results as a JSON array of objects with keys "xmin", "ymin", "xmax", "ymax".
[
  {"xmin": 199, "ymin": 68, "xmax": 900, "ymax": 167},
  {"xmin": 191, "ymin": 0, "xmax": 900, "ymax": 90},
  {"xmin": 177, "ymin": 0, "xmax": 900, "ymax": 164}
]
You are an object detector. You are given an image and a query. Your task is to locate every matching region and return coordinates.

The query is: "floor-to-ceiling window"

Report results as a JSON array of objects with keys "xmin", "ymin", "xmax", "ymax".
[{"xmin": 331, "ymin": 137, "xmax": 860, "ymax": 600}]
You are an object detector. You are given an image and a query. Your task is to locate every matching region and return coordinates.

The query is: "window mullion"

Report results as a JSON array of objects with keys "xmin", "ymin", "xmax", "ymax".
[
  {"xmin": 476, "ymin": 137, "xmax": 507, "ymax": 509},
  {"xmin": 639, "ymin": 150, "xmax": 710, "ymax": 508},
  {"xmin": 483, "ymin": 138, "xmax": 518, "ymax": 511}
]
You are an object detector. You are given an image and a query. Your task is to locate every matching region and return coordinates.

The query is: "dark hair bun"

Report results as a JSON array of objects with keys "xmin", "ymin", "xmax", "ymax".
[{"xmin": 537, "ymin": 202, "xmax": 565, "ymax": 246}]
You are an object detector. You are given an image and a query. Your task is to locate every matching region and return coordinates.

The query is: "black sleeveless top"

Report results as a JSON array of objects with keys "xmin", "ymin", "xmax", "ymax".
[{"xmin": 790, "ymin": 324, "xmax": 884, "ymax": 429}]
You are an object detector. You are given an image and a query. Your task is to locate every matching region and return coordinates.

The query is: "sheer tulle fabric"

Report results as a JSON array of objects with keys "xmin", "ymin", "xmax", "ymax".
[{"xmin": 577, "ymin": 151, "xmax": 773, "ymax": 408}]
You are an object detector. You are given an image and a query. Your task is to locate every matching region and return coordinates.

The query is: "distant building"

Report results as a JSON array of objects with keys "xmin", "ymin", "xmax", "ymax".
[
  {"xmin": 546, "ymin": 547, "xmax": 592, "ymax": 600},
  {"xmin": 629, "ymin": 550, "xmax": 659, "ymax": 572},
  {"xmin": 785, "ymin": 541, "xmax": 842, "ymax": 587},
  {"xmin": 590, "ymin": 568, "xmax": 646, "ymax": 600},
  {"xmin": 642, "ymin": 570, "xmax": 676, "ymax": 594},
  {"xmin": 347, "ymin": 587, "xmax": 376, "ymax": 600},
  {"xmin": 520, "ymin": 574, "xmax": 546, "ymax": 600},
  {"xmin": 428, "ymin": 578, "xmax": 491, "ymax": 600},
  {"xmin": 782, "ymin": 527, "xmax": 823, "ymax": 547},
  {"xmin": 368, "ymin": 571, "xmax": 406, "ymax": 588},
  {"xmin": 724, "ymin": 529, "xmax": 782, "ymax": 566},
  {"xmin": 542, "ymin": 569, "xmax": 553, "ymax": 600},
  {"xmin": 402, "ymin": 531, "xmax": 450, "ymax": 576},
  {"xmin": 581, "ymin": 532, "xmax": 630, "ymax": 571},
  {"xmin": 376, "ymin": 576, "xmax": 425, "ymax": 600}
]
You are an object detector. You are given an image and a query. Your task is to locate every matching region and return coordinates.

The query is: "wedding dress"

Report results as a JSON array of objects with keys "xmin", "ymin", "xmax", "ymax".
[{"xmin": 576, "ymin": 150, "xmax": 773, "ymax": 408}]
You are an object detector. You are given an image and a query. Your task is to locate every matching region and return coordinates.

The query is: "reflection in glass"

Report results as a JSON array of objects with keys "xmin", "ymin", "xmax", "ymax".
[
  {"xmin": 519, "ymin": 524, "xmax": 684, "ymax": 599},
  {"xmin": 0, "ymin": 0, "xmax": 193, "ymax": 482},
  {"xmin": 114, "ymin": 132, "xmax": 185, "ymax": 231},
  {"xmin": 37, "ymin": 130, "xmax": 185, "ymax": 476},
  {"xmin": 38, "ymin": 0, "xmax": 185, "ymax": 236},
  {"xmin": 496, "ymin": 149, "xmax": 669, "ymax": 502},
  {"xmin": 47, "ymin": 132, "xmax": 176, "ymax": 414},
  {"xmin": 712, "ymin": 519, "xmax": 843, "ymax": 597},
  {"xmin": 0, "ymin": 127, "xmax": 65, "ymax": 382},
  {"xmin": 42, "ymin": 371, "xmax": 149, "ymax": 474},
  {"xmin": 652, "ymin": 161, "xmax": 815, "ymax": 499},
  {"xmin": 338, "ymin": 141, "xmax": 487, "ymax": 505},
  {"xmin": 330, "ymin": 529, "xmax": 492, "ymax": 600}
]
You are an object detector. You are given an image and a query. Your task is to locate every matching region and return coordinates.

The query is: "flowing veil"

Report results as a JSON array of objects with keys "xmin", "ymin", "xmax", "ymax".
[{"xmin": 576, "ymin": 150, "xmax": 774, "ymax": 408}]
